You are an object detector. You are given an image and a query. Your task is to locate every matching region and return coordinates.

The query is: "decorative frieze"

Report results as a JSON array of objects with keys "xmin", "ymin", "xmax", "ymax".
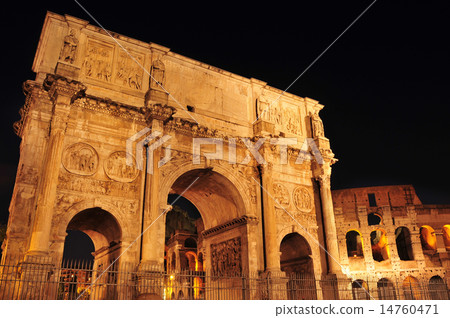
[{"xmin": 57, "ymin": 172, "xmax": 139, "ymax": 199}]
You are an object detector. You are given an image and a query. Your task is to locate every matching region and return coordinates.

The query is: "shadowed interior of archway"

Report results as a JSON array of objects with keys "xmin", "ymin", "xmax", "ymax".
[
  {"xmin": 62, "ymin": 230, "xmax": 95, "ymax": 261},
  {"xmin": 64, "ymin": 208, "xmax": 122, "ymax": 258},
  {"xmin": 280, "ymin": 232, "xmax": 317, "ymax": 300},
  {"xmin": 280, "ymin": 232, "xmax": 313, "ymax": 274},
  {"xmin": 165, "ymin": 194, "xmax": 201, "ymax": 242},
  {"xmin": 169, "ymin": 169, "xmax": 246, "ymax": 229}
]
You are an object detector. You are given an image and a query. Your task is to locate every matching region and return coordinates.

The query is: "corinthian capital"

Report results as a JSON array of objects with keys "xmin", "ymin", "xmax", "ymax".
[
  {"xmin": 315, "ymin": 162, "xmax": 332, "ymax": 188},
  {"xmin": 317, "ymin": 174, "xmax": 331, "ymax": 188}
]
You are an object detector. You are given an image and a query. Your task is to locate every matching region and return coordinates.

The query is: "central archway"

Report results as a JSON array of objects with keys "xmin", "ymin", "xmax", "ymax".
[
  {"xmin": 168, "ymin": 169, "xmax": 246, "ymax": 229},
  {"xmin": 164, "ymin": 168, "xmax": 248, "ymax": 299}
]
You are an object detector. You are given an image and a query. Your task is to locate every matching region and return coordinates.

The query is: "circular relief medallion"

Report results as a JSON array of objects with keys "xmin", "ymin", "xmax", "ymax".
[
  {"xmin": 293, "ymin": 186, "xmax": 313, "ymax": 213},
  {"xmin": 104, "ymin": 151, "xmax": 139, "ymax": 182},
  {"xmin": 273, "ymin": 183, "xmax": 290, "ymax": 209},
  {"xmin": 62, "ymin": 143, "xmax": 98, "ymax": 176}
]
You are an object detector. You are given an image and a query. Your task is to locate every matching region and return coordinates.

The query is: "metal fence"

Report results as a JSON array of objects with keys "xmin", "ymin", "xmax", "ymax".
[{"xmin": 1, "ymin": 257, "xmax": 449, "ymax": 300}]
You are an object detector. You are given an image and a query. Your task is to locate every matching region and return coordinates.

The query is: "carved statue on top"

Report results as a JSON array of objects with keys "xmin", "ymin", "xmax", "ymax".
[
  {"xmin": 150, "ymin": 59, "xmax": 165, "ymax": 89},
  {"xmin": 311, "ymin": 112, "xmax": 324, "ymax": 138},
  {"xmin": 59, "ymin": 29, "xmax": 78, "ymax": 64}
]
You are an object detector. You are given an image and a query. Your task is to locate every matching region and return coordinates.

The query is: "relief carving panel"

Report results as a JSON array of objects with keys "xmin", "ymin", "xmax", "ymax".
[
  {"xmin": 83, "ymin": 40, "xmax": 114, "ymax": 82},
  {"xmin": 58, "ymin": 172, "xmax": 139, "ymax": 199},
  {"xmin": 115, "ymin": 51, "xmax": 144, "ymax": 90},
  {"xmin": 104, "ymin": 151, "xmax": 139, "ymax": 182},
  {"xmin": 62, "ymin": 143, "xmax": 98, "ymax": 176},
  {"xmin": 56, "ymin": 193, "xmax": 83, "ymax": 212},
  {"xmin": 276, "ymin": 185, "xmax": 315, "ymax": 226},
  {"xmin": 293, "ymin": 186, "xmax": 312, "ymax": 213},
  {"xmin": 115, "ymin": 199, "xmax": 138, "ymax": 214},
  {"xmin": 211, "ymin": 237, "xmax": 242, "ymax": 276},
  {"xmin": 17, "ymin": 165, "xmax": 39, "ymax": 185},
  {"xmin": 257, "ymin": 97, "xmax": 302, "ymax": 135},
  {"xmin": 273, "ymin": 183, "xmax": 290, "ymax": 209}
]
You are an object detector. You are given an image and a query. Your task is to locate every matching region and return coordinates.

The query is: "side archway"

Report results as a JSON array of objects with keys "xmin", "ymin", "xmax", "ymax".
[
  {"xmin": 280, "ymin": 232, "xmax": 316, "ymax": 300},
  {"xmin": 60, "ymin": 207, "xmax": 123, "ymax": 300}
]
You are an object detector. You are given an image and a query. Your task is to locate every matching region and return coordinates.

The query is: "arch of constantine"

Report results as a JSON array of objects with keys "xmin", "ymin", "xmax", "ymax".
[{"xmin": 0, "ymin": 12, "xmax": 449, "ymax": 300}]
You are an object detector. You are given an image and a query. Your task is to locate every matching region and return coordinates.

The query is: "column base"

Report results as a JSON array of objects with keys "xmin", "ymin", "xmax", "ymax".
[
  {"xmin": 17, "ymin": 254, "xmax": 55, "ymax": 300},
  {"xmin": 320, "ymin": 273, "xmax": 352, "ymax": 300},
  {"xmin": 136, "ymin": 260, "xmax": 164, "ymax": 300},
  {"xmin": 260, "ymin": 270, "xmax": 288, "ymax": 300}
]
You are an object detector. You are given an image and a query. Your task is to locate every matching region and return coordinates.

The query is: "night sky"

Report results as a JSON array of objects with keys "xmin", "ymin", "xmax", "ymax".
[{"xmin": 0, "ymin": 0, "xmax": 449, "ymax": 224}]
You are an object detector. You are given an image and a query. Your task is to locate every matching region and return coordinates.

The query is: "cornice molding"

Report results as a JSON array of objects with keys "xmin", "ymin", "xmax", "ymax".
[{"xmin": 202, "ymin": 215, "xmax": 258, "ymax": 239}]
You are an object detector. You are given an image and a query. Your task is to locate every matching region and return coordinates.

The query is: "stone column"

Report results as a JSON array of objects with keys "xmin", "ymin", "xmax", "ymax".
[
  {"xmin": 139, "ymin": 107, "xmax": 173, "ymax": 267},
  {"xmin": 27, "ymin": 76, "xmax": 85, "ymax": 256},
  {"xmin": 316, "ymin": 172, "xmax": 342, "ymax": 274},
  {"xmin": 258, "ymin": 161, "xmax": 288, "ymax": 300},
  {"xmin": 141, "ymin": 145, "xmax": 164, "ymax": 266},
  {"xmin": 259, "ymin": 163, "xmax": 280, "ymax": 272},
  {"xmin": 137, "ymin": 109, "xmax": 173, "ymax": 300}
]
